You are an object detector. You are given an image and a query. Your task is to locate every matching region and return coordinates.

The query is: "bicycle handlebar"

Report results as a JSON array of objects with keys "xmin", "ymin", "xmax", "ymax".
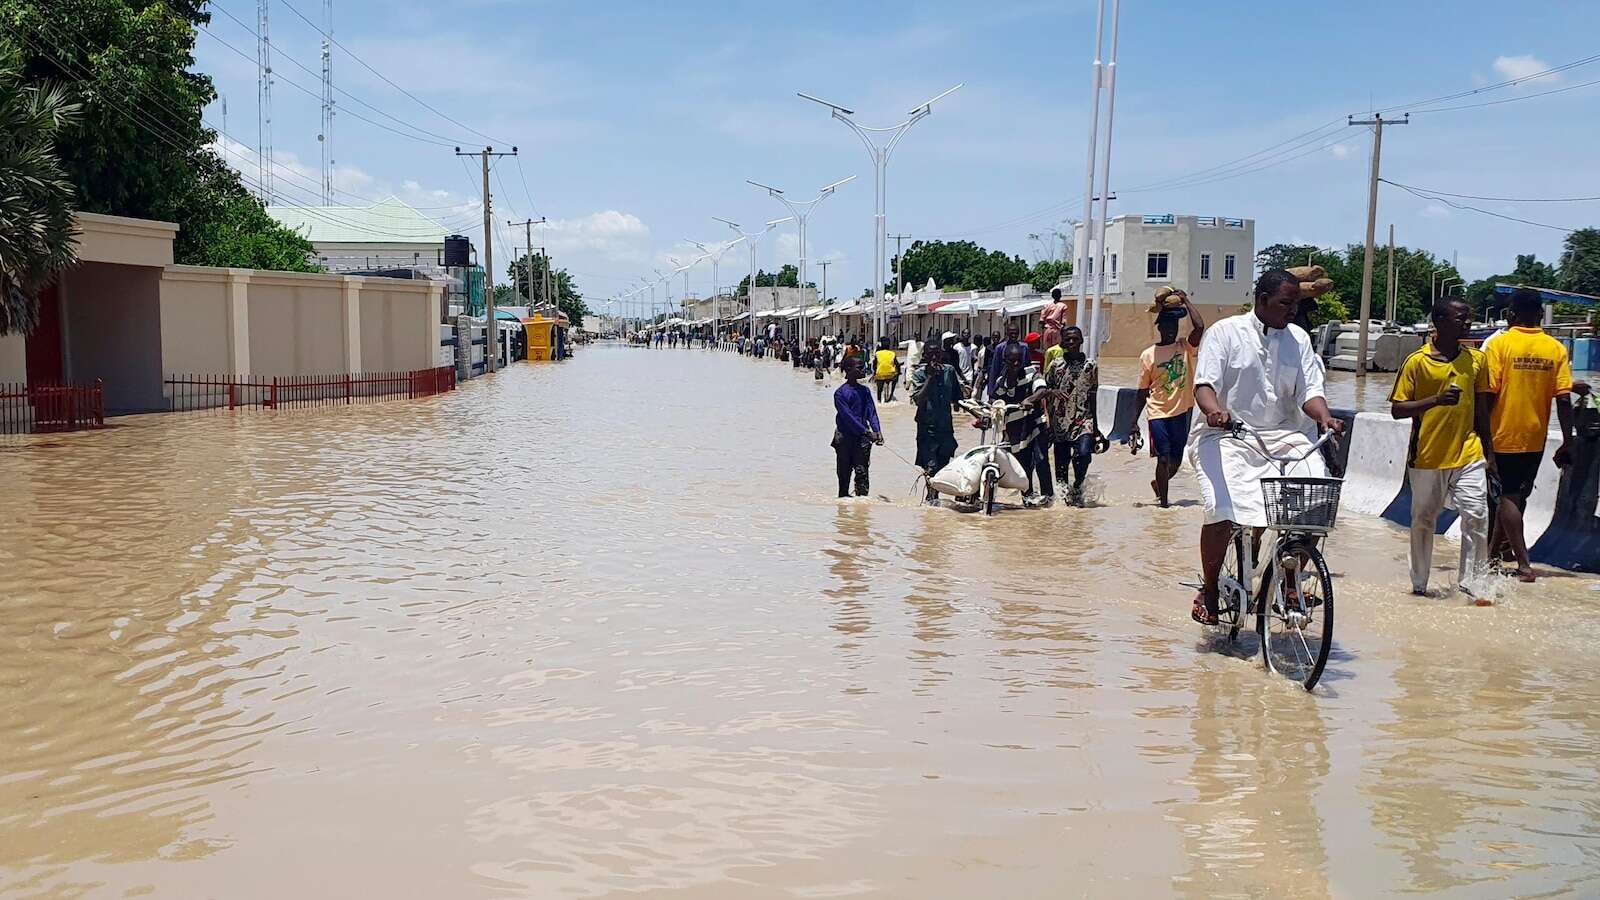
[{"xmin": 1224, "ymin": 420, "xmax": 1340, "ymax": 464}]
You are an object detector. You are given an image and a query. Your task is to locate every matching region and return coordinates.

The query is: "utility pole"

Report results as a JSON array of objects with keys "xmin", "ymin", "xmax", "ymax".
[
  {"xmin": 819, "ymin": 260, "xmax": 830, "ymax": 308},
  {"xmin": 319, "ymin": 0, "xmax": 334, "ymax": 205},
  {"xmin": 256, "ymin": 0, "xmax": 274, "ymax": 203},
  {"xmin": 1385, "ymin": 224, "xmax": 1396, "ymax": 322},
  {"xmin": 890, "ymin": 233, "xmax": 912, "ymax": 329},
  {"xmin": 457, "ymin": 146, "xmax": 517, "ymax": 372},
  {"xmin": 508, "ymin": 216, "xmax": 546, "ymax": 305},
  {"xmin": 1348, "ymin": 112, "xmax": 1407, "ymax": 376}
]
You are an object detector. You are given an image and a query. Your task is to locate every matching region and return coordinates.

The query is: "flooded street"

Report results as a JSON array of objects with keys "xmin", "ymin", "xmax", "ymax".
[{"xmin": 3, "ymin": 345, "xmax": 1599, "ymax": 898}]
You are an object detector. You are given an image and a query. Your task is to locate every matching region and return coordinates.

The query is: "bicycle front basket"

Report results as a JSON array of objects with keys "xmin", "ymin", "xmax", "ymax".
[{"xmin": 1261, "ymin": 476, "xmax": 1343, "ymax": 531}]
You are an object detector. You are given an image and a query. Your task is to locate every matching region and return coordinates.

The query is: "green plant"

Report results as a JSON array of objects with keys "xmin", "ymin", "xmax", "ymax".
[{"xmin": 0, "ymin": 49, "xmax": 79, "ymax": 335}]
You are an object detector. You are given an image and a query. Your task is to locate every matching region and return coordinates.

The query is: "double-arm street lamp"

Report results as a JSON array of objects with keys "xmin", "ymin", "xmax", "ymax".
[
  {"xmin": 714, "ymin": 216, "xmax": 793, "ymax": 342},
  {"xmin": 687, "ymin": 236, "xmax": 747, "ymax": 346},
  {"xmin": 747, "ymin": 175, "xmax": 855, "ymax": 343},
  {"xmin": 798, "ymin": 85, "xmax": 960, "ymax": 344}
]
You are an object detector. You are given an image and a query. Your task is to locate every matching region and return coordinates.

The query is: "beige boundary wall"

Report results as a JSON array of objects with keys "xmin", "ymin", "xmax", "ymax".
[{"xmin": 160, "ymin": 267, "xmax": 441, "ymax": 378}]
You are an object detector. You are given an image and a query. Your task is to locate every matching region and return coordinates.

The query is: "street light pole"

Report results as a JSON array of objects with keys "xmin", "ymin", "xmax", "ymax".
[
  {"xmin": 1075, "ymin": 0, "xmax": 1108, "ymax": 332},
  {"xmin": 688, "ymin": 236, "xmax": 746, "ymax": 347},
  {"xmin": 747, "ymin": 175, "xmax": 855, "ymax": 344},
  {"xmin": 799, "ymin": 86, "xmax": 960, "ymax": 346},
  {"xmin": 715, "ymin": 216, "xmax": 793, "ymax": 345},
  {"xmin": 1085, "ymin": 0, "xmax": 1122, "ymax": 361}
]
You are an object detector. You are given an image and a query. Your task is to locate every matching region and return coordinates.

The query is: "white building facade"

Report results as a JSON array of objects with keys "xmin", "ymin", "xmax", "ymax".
[
  {"xmin": 1070, "ymin": 213, "xmax": 1255, "ymax": 309},
  {"xmin": 1068, "ymin": 213, "xmax": 1256, "ymax": 355}
]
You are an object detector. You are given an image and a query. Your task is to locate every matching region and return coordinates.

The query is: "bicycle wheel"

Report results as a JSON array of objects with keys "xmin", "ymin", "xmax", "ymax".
[
  {"xmin": 981, "ymin": 469, "xmax": 999, "ymax": 516},
  {"xmin": 1261, "ymin": 538, "xmax": 1335, "ymax": 691},
  {"xmin": 1218, "ymin": 530, "xmax": 1246, "ymax": 640}
]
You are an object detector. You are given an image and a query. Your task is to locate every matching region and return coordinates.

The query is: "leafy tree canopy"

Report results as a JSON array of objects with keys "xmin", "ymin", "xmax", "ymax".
[
  {"xmin": 1, "ymin": 0, "xmax": 315, "ymax": 270},
  {"xmin": 506, "ymin": 251, "xmax": 589, "ymax": 328},
  {"xmin": 890, "ymin": 240, "xmax": 1031, "ymax": 293},
  {"xmin": 1558, "ymin": 227, "xmax": 1600, "ymax": 298},
  {"xmin": 736, "ymin": 264, "xmax": 812, "ymax": 297}
]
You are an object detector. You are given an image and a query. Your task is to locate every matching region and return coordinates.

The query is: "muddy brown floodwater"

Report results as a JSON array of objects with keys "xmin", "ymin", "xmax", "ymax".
[{"xmin": 3, "ymin": 345, "xmax": 1599, "ymax": 898}]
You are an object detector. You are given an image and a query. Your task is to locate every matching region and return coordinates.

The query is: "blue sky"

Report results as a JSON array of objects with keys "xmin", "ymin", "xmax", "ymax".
[{"xmin": 195, "ymin": 0, "xmax": 1600, "ymax": 307}]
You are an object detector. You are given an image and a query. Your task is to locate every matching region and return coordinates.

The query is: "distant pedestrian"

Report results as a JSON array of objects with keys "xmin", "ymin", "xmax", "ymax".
[
  {"xmin": 874, "ymin": 337, "xmax": 900, "ymax": 402},
  {"xmin": 832, "ymin": 355, "xmax": 883, "ymax": 498},
  {"xmin": 1389, "ymin": 296, "xmax": 1493, "ymax": 596},
  {"xmin": 980, "ymin": 322, "xmax": 1024, "ymax": 401},
  {"xmin": 1041, "ymin": 287, "xmax": 1070, "ymax": 349},
  {"xmin": 1483, "ymin": 287, "xmax": 1578, "ymax": 583}
]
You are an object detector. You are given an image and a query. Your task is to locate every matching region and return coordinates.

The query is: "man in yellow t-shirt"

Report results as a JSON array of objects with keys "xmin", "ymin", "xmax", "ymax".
[
  {"xmin": 1133, "ymin": 295, "xmax": 1205, "ymax": 507},
  {"xmin": 1482, "ymin": 287, "xmax": 1577, "ymax": 583},
  {"xmin": 873, "ymin": 336, "xmax": 901, "ymax": 403},
  {"xmin": 1389, "ymin": 297, "xmax": 1494, "ymax": 596}
]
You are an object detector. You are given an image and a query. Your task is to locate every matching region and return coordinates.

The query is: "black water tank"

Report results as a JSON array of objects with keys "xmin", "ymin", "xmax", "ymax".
[{"xmin": 443, "ymin": 235, "xmax": 471, "ymax": 268}]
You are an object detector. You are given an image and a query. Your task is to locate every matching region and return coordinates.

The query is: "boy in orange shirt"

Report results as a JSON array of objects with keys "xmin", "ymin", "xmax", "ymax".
[
  {"xmin": 1133, "ymin": 294, "xmax": 1206, "ymax": 507},
  {"xmin": 1482, "ymin": 288, "xmax": 1577, "ymax": 582}
]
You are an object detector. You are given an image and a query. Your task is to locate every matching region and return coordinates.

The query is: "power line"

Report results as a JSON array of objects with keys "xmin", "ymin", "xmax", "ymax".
[
  {"xmin": 1382, "ymin": 180, "xmax": 1578, "ymax": 232},
  {"xmin": 196, "ymin": 22, "xmax": 458, "ymax": 148},
  {"xmin": 1414, "ymin": 74, "xmax": 1600, "ymax": 113},
  {"xmin": 514, "ymin": 155, "xmax": 538, "ymax": 217},
  {"xmin": 21, "ymin": 21, "xmax": 477, "ymax": 240},
  {"xmin": 1375, "ymin": 52, "xmax": 1600, "ymax": 115},
  {"xmin": 1376, "ymin": 180, "xmax": 1600, "ymax": 203},
  {"xmin": 915, "ymin": 51, "xmax": 1600, "ymax": 241},
  {"xmin": 205, "ymin": 0, "xmax": 473, "ymax": 147},
  {"xmin": 276, "ymin": 0, "xmax": 505, "ymax": 145}
]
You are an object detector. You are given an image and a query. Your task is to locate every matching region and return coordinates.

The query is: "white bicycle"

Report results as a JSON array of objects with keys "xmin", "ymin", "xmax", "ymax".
[
  {"xmin": 955, "ymin": 398, "xmax": 1028, "ymax": 516},
  {"xmin": 1212, "ymin": 422, "xmax": 1342, "ymax": 691}
]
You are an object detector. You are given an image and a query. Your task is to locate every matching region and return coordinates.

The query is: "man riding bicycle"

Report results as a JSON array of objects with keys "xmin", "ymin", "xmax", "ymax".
[{"xmin": 1188, "ymin": 269, "xmax": 1346, "ymax": 626}]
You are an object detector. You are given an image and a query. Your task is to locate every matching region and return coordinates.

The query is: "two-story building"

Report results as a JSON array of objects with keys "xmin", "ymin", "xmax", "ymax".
[{"xmin": 1069, "ymin": 213, "xmax": 1255, "ymax": 356}]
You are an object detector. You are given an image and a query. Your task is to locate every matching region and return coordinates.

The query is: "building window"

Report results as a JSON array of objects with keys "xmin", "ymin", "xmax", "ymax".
[
  {"xmin": 1200, "ymin": 253, "xmax": 1212, "ymax": 280},
  {"xmin": 1086, "ymin": 255, "xmax": 1093, "ymax": 276},
  {"xmin": 1224, "ymin": 253, "xmax": 1237, "ymax": 281},
  {"xmin": 1146, "ymin": 252, "xmax": 1169, "ymax": 280},
  {"xmin": 1110, "ymin": 253, "xmax": 1118, "ymax": 278}
]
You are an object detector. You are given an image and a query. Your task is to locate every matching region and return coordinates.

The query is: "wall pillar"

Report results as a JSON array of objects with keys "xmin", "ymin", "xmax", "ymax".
[
  {"xmin": 225, "ymin": 270, "xmax": 251, "ymax": 375},
  {"xmin": 341, "ymin": 278, "xmax": 363, "ymax": 373}
]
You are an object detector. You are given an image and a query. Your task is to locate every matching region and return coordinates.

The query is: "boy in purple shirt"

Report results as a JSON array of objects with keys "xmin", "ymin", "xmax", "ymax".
[{"xmin": 832, "ymin": 355, "xmax": 884, "ymax": 497}]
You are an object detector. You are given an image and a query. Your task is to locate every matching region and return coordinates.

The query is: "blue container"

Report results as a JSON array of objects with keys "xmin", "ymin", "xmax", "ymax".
[{"xmin": 1572, "ymin": 337, "xmax": 1594, "ymax": 372}]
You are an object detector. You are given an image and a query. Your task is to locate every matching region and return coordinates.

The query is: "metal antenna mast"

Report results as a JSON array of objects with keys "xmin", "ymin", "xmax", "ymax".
[
  {"xmin": 319, "ymin": 0, "xmax": 334, "ymax": 205},
  {"xmin": 256, "ymin": 0, "xmax": 274, "ymax": 203}
]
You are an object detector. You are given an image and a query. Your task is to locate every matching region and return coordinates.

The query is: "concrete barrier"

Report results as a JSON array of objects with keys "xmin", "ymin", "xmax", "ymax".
[{"xmin": 1100, "ymin": 382, "xmax": 1594, "ymax": 573}]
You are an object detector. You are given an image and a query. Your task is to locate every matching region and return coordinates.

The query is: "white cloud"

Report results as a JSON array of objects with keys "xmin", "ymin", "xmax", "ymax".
[
  {"xmin": 544, "ymin": 210, "xmax": 651, "ymax": 260},
  {"xmin": 1329, "ymin": 143, "xmax": 1352, "ymax": 159},
  {"xmin": 1420, "ymin": 203, "xmax": 1452, "ymax": 220},
  {"xmin": 1492, "ymin": 54, "xmax": 1562, "ymax": 87}
]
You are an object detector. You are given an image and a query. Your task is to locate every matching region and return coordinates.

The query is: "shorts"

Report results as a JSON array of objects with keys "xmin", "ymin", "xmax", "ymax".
[
  {"xmin": 1148, "ymin": 410, "xmax": 1192, "ymax": 460},
  {"xmin": 1496, "ymin": 451, "xmax": 1543, "ymax": 499}
]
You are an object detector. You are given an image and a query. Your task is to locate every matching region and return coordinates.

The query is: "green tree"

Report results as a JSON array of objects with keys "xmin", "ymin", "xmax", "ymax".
[
  {"xmin": 1256, "ymin": 242, "xmax": 1453, "ymax": 326},
  {"xmin": 735, "ymin": 264, "xmax": 810, "ymax": 297},
  {"xmin": 506, "ymin": 252, "xmax": 589, "ymax": 328},
  {"xmin": 0, "ymin": 49, "xmax": 79, "ymax": 336},
  {"xmin": 1, "ymin": 0, "xmax": 315, "ymax": 270},
  {"xmin": 1558, "ymin": 227, "xmax": 1600, "ymax": 298},
  {"xmin": 890, "ymin": 240, "xmax": 1031, "ymax": 293},
  {"xmin": 1465, "ymin": 253, "xmax": 1558, "ymax": 313},
  {"xmin": 1028, "ymin": 258, "xmax": 1071, "ymax": 292}
]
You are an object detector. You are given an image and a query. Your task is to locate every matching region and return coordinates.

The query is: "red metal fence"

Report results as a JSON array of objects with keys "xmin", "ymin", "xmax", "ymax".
[
  {"xmin": 165, "ymin": 366, "xmax": 456, "ymax": 413},
  {"xmin": 0, "ymin": 381, "xmax": 106, "ymax": 435}
]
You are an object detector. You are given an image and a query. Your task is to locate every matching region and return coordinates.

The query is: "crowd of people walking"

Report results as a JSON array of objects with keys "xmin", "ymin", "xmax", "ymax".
[{"xmin": 717, "ymin": 276, "xmax": 1591, "ymax": 612}]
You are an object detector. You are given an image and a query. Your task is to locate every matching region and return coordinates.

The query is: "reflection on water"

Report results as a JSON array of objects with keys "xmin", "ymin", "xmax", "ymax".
[{"xmin": 1, "ymin": 345, "xmax": 1598, "ymax": 897}]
